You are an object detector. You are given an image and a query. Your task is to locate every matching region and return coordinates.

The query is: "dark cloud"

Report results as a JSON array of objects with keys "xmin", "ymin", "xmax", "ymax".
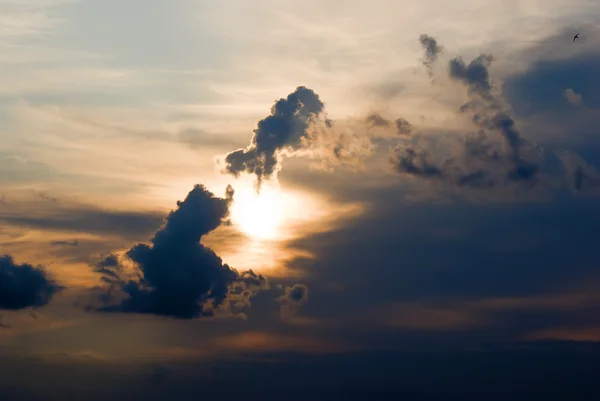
[
  {"xmin": 449, "ymin": 54, "xmax": 494, "ymax": 98},
  {"xmin": 89, "ymin": 185, "xmax": 269, "ymax": 319},
  {"xmin": 0, "ymin": 202, "xmax": 164, "ymax": 241},
  {"xmin": 419, "ymin": 34, "xmax": 443, "ymax": 75},
  {"xmin": 0, "ymin": 254, "xmax": 62, "ymax": 310},
  {"xmin": 365, "ymin": 113, "xmax": 390, "ymax": 127},
  {"xmin": 3, "ymin": 345, "xmax": 600, "ymax": 400},
  {"xmin": 395, "ymin": 118, "xmax": 412, "ymax": 135},
  {"xmin": 390, "ymin": 145, "xmax": 443, "ymax": 178},
  {"xmin": 50, "ymin": 240, "xmax": 79, "ymax": 247},
  {"xmin": 276, "ymin": 284, "xmax": 309, "ymax": 318},
  {"xmin": 222, "ymin": 86, "xmax": 325, "ymax": 188}
]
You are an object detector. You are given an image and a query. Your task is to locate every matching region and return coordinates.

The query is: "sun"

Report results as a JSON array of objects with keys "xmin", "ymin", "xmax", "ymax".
[{"xmin": 230, "ymin": 185, "xmax": 286, "ymax": 240}]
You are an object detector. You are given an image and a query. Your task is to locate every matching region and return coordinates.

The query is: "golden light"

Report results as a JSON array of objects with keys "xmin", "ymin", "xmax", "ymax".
[
  {"xmin": 229, "ymin": 185, "xmax": 286, "ymax": 240},
  {"xmin": 203, "ymin": 178, "xmax": 365, "ymax": 275}
]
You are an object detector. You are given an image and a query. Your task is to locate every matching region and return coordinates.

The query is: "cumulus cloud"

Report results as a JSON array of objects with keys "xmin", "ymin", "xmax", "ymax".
[
  {"xmin": 222, "ymin": 86, "xmax": 326, "ymax": 188},
  {"xmin": 276, "ymin": 284, "xmax": 308, "ymax": 318},
  {"xmin": 89, "ymin": 185, "xmax": 269, "ymax": 319},
  {"xmin": 391, "ymin": 34, "xmax": 542, "ymax": 193},
  {"xmin": 221, "ymin": 86, "xmax": 379, "ymax": 184},
  {"xmin": 0, "ymin": 255, "xmax": 61, "ymax": 310}
]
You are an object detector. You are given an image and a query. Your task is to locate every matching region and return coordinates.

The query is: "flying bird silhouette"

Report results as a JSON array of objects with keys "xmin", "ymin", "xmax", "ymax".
[{"xmin": 573, "ymin": 33, "xmax": 580, "ymax": 42}]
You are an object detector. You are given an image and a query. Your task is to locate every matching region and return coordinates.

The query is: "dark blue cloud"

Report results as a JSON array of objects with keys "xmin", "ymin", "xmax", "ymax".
[
  {"xmin": 89, "ymin": 184, "xmax": 269, "ymax": 319},
  {"xmin": 223, "ymin": 86, "xmax": 325, "ymax": 188},
  {"xmin": 0, "ymin": 201, "xmax": 164, "ymax": 241},
  {"xmin": 0, "ymin": 255, "xmax": 62, "ymax": 310}
]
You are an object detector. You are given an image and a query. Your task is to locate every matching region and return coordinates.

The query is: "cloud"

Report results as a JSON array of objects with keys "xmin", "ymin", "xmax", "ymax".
[
  {"xmin": 365, "ymin": 113, "xmax": 413, "ymax": 136},
  {"xmin": 0, "ymin": 254, "xmax": 62, "ymax": 310},
  {"xmin": 222, "ymin": 86, "xmax": 326, "ymax": 188},
  {"xmin": 564, "ymin": 88, "xmax": 584, "ymax": 106},
  {"xmin": 276, "ymin": 284, "xmax": 308, "ymax": 318},
  {"xmin": 503, "ymin": 46, "xmax": 600, "ymax": 116},
  {"xmin": 391, "ymin": 35, "xmax": 543, "ymax": 194},
  {"xmin": 395, "ymin": 118, "xmax": 413, "ymax": 135},
  {"xmin": 0, "ymin": 197, "xmax": 164, "ymax": 241},
  {"xmin": 556, "ymin": 149, "xmax": 600, "ymax": 193},
  {"xmin": 89, "ymin": 184, "xmax": 269, "ymax": 319},
  {"xmin": 50, "ymin": 240, "xmax": 79, "ymax": 247},
  {"xmin": 365, "ymin": 113, "xmax": 390, "ymax": 127},
  {"xmin": 419, "ymin": 34, "xmax": 443, "ymax": 76}
]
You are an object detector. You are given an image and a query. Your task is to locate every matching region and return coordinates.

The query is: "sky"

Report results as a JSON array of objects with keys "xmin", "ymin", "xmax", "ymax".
[{"xmin": 1, "ymin": 0, "xmax": 600, "ymax": 399}]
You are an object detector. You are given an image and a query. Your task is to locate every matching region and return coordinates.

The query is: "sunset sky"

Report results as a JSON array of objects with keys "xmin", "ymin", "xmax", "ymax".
[{"xmin": 2, "ymin": 1, "xmax": 600, "ymax": 399}]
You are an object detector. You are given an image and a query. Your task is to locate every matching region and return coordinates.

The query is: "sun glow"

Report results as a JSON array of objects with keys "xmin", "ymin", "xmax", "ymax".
[
  {"xmin": 204, "ymin": 179, "xmax": 364, "ymax": 275},
  {"xmin": 230, "ymin": 185, "xmax": 287, "ymax": 240}
]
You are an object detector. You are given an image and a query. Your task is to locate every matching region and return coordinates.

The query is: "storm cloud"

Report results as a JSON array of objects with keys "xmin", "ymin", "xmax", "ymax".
[
  {"xmin": 89, "ymin": 185, "xmax": 269, "ymax": 319},
  {"xmin": 0, "ymin": 255, "xmax": 61, "ymax": 310},
  {"xmin": 223, "ymin": 86, "xmax": 326, "ymax": 188}
]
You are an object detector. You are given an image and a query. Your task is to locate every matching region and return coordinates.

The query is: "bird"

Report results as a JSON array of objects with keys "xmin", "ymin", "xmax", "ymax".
[{"xmin": 573, "ymin": 33, "xmax": 580, "ymax": 42}]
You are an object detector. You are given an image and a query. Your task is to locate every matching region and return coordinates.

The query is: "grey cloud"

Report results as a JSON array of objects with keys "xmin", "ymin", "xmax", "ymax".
[
  {"xmin": 223, "ymin": 86, "xmax": 325, "ymax": 188},
  {"xmin": 395, "ymin": 118, "xmax": 413, "ymax": 135},
  {"xmin": 449, "ymin": 54, "xmax": 494, "ymax": 98},
  {"xmin": 89, "ymin": 185, "xmax": 269, "ymax": 319},
  {"xmin": 419, "ymin": 34, "xmax": 443, "ymax": 75},
  {"xmin": 365, "ymin": 113, "xmax": 390, "ymax": 127},
  {"xmin": 0, "ymin": 201, "xmax": 164, "ymax": 241},
  {"xmin": 366, "ymin": 114, "xmax": 413, "ymax": 136}
]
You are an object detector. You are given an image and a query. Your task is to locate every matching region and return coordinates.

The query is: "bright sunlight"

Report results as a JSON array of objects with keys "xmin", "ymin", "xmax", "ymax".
[{"xmin": 230, "ymin": 185, "xmax": 287, "ymax": 240}]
